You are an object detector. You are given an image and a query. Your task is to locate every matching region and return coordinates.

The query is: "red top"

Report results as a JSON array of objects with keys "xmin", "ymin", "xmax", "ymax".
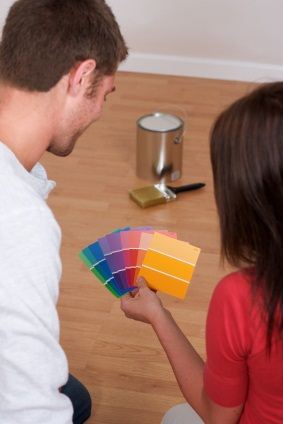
[{"xmin": 203, "ymin": 271, "xmax": 283, "ymax": 423}]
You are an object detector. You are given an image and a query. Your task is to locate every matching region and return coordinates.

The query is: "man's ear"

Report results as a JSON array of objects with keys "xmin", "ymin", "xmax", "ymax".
[{"xmin": 68, "ymin": 59, "xmax": 96, "ymax": 96}]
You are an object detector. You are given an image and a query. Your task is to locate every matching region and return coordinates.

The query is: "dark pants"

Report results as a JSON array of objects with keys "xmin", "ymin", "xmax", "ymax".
[{"xmin": 61, "ymin": 374, "xmax": 92, "ymax": 424}]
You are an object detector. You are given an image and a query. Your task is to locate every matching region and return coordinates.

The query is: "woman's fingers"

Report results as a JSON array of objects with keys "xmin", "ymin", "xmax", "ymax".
[{"xmin": 136, "ymin": 277, "xmax": 148, "ymax": 288}]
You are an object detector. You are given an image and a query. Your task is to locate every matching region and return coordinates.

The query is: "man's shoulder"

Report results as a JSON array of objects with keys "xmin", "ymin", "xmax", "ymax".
[
  {"xmin": 0, "ymin": 168, "xmax": 47, "ymax": 214},
  {"xmin": 0, "ymin": 169, "xmax": 60, "ymax": 242}
]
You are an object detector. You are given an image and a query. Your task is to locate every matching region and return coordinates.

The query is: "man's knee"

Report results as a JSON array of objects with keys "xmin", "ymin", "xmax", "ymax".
[{"xmin": 61, "ymin": 374, "xmax": 92, "ymax": 424}]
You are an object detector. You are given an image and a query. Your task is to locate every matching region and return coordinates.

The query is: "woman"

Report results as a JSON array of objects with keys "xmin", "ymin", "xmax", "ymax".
[{"xmin": 121, "ymin": 82, "xmax": 283, "ymax": 423}]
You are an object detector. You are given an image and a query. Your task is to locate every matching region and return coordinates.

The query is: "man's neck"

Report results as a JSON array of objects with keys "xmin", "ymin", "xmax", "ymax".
[{"xmin": 0, "ymin": 85, "xmax": 59, "ymax": 171}]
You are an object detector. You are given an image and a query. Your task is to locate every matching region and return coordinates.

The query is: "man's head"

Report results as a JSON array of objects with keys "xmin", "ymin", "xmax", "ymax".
[
  {"xmin": 0, "ymin": 0, "xmax": 128, "ymax": 91},
  {"xmin": 0, "ymin": 0, "xmax": 128, "ymax": 156}
]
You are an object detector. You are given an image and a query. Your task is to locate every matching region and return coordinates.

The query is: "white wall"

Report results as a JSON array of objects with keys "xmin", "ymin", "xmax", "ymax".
[
  {"xmin": 0, "ymin": 0, "xmax": 13, "ymax": 28},
  {"xmin": 1, "ymin": 0, "xmax": 283, "ymax": 82},
  {"xmin": 108, "ymin": 0, "xmax": 283, "ymax": 82}
]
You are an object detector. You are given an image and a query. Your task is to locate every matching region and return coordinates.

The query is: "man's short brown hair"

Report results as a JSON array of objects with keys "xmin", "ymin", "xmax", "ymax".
[{"xmin": 0, "ymin": 0, "xmax": 128, "ymax": 92}]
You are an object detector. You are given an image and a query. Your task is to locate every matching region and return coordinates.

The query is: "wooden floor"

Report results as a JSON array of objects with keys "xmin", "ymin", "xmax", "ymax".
[{"xmin": 41, "ymin": 72, "xmax": 254, "ymax": 424}]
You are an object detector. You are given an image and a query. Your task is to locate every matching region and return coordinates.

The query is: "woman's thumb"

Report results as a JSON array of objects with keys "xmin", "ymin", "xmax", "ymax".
[{"xmin": 137, "ymin": 277, "xmax": 148, "ymax": 288}]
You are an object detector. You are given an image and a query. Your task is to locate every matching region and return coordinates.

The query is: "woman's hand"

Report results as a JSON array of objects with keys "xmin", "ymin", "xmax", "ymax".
[{"xmin": 120, "ymin": 277, "xmax": 167, "ymax": 325}]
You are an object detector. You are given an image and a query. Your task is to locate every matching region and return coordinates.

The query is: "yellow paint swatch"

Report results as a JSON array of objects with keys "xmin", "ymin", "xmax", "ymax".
[{"xmin": 138, "ymin": 232, "xmax": 201, "ymax": 299}]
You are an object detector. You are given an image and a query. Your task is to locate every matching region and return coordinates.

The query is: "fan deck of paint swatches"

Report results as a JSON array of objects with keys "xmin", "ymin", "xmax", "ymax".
[{"xmin": 80, "ymin": 227, "xmax": 200, "ymax": 299}]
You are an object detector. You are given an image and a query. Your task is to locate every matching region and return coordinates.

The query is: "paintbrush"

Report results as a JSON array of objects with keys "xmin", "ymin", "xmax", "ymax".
[{"xmin": 129, "ymin": 182, "xmax": 205, "ymax": 208}]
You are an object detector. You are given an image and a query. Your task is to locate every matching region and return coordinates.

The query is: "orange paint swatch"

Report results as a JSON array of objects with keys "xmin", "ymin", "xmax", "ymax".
[{"xmin": 138, "ymin": 233, "xmax": 201, "ymax": 299}]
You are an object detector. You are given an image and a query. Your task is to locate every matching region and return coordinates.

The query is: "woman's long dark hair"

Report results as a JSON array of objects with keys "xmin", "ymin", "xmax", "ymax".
[{"xmin": 210, "ymin": 82, "xmax": 283, "ymax": 350}]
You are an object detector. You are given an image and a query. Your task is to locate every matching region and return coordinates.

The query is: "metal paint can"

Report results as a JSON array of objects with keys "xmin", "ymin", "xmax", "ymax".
[{"xmin": 136, "ymin": 112, "xmax": 184, "ymax": 183}]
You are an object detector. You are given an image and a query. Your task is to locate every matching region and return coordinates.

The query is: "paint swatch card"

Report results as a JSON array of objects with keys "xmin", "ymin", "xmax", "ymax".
[
  {"xmin": 80, "ymin": 241, "xmax": 122, "ymax": 297},
  {"xmin": 138, "ymin": 233, "xmax": 201, "ymax": 299},
  {"xmin": 80, "ymin": 227, "xmax": 200, "ymax": 299},
  {"xmin": 120, "ymin": 230, "xmax": 146, "ymax": 286}
]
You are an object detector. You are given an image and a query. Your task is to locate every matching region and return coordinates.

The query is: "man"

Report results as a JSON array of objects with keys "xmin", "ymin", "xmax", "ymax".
[{"xmin": 0, "ymin": 0, "xmax": 128, "ymax": 423}]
